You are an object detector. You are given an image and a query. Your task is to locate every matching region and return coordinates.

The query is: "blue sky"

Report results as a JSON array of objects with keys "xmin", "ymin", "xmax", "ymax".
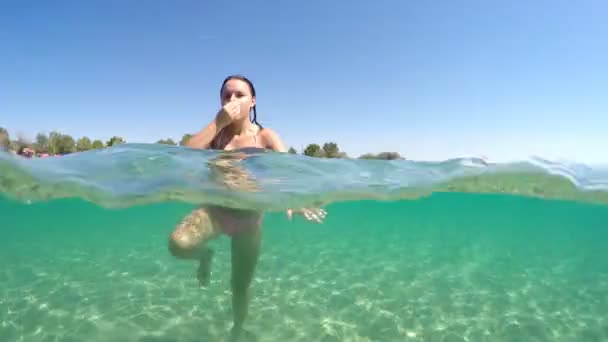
[{"xmin": 1, "ymin": 0, "xmax": 606, "ymax": 162}]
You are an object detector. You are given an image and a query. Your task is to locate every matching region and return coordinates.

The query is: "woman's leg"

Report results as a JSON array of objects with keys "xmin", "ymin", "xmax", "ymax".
[
  {"xmin": 230, "ymin": 220, "xmax": 262, "ymax": 336},
  {"xmin": 168, "ymin": 207, "xmax": 220, "ymax": 286}
]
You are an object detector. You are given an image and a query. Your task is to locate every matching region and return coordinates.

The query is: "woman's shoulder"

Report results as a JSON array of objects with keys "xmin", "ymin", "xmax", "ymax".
[
  {"xmin": 258, "ymin": 126, "xmax": 279, "ymax": 140},
  {"xmin": 259, "ymin": 127, "xmax": 287, "ymax": 152}
]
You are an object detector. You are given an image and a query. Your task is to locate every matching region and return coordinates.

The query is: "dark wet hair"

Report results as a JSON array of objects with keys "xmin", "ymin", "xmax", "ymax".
[{"xmin": 221, "ymin": 75, "xmax": 262, "ymax": 128}]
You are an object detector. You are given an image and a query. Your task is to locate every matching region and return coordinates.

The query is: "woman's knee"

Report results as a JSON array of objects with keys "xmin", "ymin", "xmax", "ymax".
[
  {"xmin": 168, "ymin": 225, "xmax": 207, "ymax": 258},
  {"xmin": 168, "ymin": 230, "xmax": 198, "ymax": 258},
  {"xmin": 168, "ymin": 208, "xmax": 216, "ymax": 258}
]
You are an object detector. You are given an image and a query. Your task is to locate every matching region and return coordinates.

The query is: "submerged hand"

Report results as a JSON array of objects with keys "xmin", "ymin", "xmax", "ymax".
[{"xmin": 286, "ymin": 208, "xmax": 327, "ymax": 223}]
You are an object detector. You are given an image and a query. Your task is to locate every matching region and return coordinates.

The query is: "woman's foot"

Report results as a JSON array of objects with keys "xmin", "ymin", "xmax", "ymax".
[
  {"xmin": 229, "ymin": 324, "xmax": 258, "ymax": 342},
  {"xmin": 197, "ymin": 248, "xmax": 214, "ymax": 287}
]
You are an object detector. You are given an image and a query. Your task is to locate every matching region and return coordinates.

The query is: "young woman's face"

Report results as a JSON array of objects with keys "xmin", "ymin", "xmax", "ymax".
[{"xmin": 221, "ymin": 79, "xmax": 256, "ymax": 120}]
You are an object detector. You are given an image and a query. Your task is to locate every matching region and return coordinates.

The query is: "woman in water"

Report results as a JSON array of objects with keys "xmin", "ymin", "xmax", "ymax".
[{"xmin": 168, "ymin": 75, "xmax": 326, "ymax": 338}]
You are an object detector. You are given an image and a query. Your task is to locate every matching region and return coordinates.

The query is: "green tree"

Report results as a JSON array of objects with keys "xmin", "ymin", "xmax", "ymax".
[
  {"xmin": 0, "ymin": 127, "xmax": 9, "ymax": 149},
  {"xmin": 288, "ymin": 147, "xmax": 297, "ymax": 154},
  {"xmin": 45, "ymin": 131, "xmax": 75, "ymax": 154},
  {"xmin": 47, "ymin": 131, "xmax": 62, "ymax": 155},
  {"xmin": 156, "ymin": 138, "xmax": 176, "ymax": 145},
  {"xmin": 76, "ymin": 137, "xmax": 92, "ymax": 152},
  {"xmin": 377, "ymin": 152, "xmax": 403, "ymax": 160},
  {"xmin": 106, "ymin": 136, "xmax": 125, "ymax": 147},
  {"xmin": 92, "ymin": 140, "xmax": 104, "ymax": 149},
  {"xmin": 34, "ymin": 133, "xmax": 49, "ymax": 153},
  {"xmin": 58, "ymin": 134, "xmax": 76, "ymax": 154},
  {"xmin": 303, "ymin": 143, "xmax": 322, "ymax": 157},
  {"xmin": 179, "ymin": 134, "xmax": 193, "ymax": 146},
  {"xmin": 322, "ymin": 142, "xmax": 340, "ymax": 158},
  {"xmin": 359, "ymin": 153, "xmax": 376, "ymax": 160},
  {"xmin": 359, "ymin": 152, "xmax": 404, "ymax": 160}
]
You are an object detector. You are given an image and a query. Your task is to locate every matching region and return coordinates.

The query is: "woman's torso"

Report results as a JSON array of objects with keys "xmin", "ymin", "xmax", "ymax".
[
  {"xmin": 207, "ymin": 123, "xmax": 266, "ymax": 230},
  {"xmin": 211, "ymin": 124, "xmax": 266, "ymax": 151}
]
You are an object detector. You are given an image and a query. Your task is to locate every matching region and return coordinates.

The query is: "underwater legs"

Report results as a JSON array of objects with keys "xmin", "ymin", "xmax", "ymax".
[
  {"xmin": 169, "ymin": 206, "xmax": 263, "ymax": 338},
  {"xmin": 230, "ymin": 223, "xmax": 262, "ymax": 338},
  {"xmin": 168, "ymin": 207, "xmax": 220, "ymax": 286}
]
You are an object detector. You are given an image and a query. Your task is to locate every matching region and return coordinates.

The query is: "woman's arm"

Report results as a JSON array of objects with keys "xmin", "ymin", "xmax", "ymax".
[
  {"xmin": 186, "ymin": 119, "xmax": 224, "ymax": 149},
  {"xmin": 187, "ymin": 100, "xmax": 240, "ymax": 149},
  {"xmin": 262, "ymin": 128, "xmax": 327, "ymax": 223}
]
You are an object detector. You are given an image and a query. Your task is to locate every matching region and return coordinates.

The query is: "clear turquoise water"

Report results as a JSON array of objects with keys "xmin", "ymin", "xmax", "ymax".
[{"xmin": 1, "ymin": 145, "xmax": 608, "ymax": 341}]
